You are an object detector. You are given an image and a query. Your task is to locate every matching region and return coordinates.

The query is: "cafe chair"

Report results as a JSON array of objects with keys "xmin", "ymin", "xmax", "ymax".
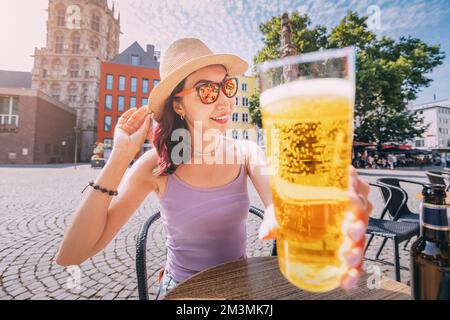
[
  {"xmin": 375, "ymin": 178, "xmax": 423, "ymax": 254},
  {"xmin": 135, "ymin": 205, "xmax": 277, "ymax": 300},
  {"xmin": 364, "ymin": 182, "xmax": 420, "ymax": 282},
  {"xmin": 425, "ymin": 170, "xmax": 450, "ymax": 191}
]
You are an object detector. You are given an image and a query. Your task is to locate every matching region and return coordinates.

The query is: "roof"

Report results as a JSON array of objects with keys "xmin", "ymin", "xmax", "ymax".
[
  {"xmin": 110, "ymin": 42, "xmax": 160, "ymax": 69},
  {"xmin": 0, "ymin": 70, "xmax": 32, "ymax": 88}
]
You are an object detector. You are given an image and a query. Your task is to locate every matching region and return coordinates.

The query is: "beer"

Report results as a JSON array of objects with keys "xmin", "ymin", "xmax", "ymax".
[
  {"xmin": 261, "ymin": 78, "xmax": 354, "ymax": 292},
  {"xmin": 410, "ymin": 184, "xmax": 450, "ymax": 300}
]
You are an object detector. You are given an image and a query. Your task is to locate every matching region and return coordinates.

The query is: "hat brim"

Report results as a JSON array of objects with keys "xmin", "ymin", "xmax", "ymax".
[{"xmin": 147, "ymin": 53, "xmax": 248, "ymax": 122}]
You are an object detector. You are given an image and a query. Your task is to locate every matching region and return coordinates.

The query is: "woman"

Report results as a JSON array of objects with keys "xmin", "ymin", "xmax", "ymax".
[{"xmin": 56, "ymin": 38, "xmax": 372, "ymax": 299}]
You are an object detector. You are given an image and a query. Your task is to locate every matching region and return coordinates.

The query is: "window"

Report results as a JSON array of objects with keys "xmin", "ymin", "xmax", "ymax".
[
  {"xmin": 242, "ymin": 83, "xmax": 247, "ymax": 91},
  {"xmin": 130, "ymin": 97, "xmax": 136, "ymax": 108},
  {"xmin": 118, "ymin": 96, "xmax": 125, "ymax": 112},
  {"xmin": 0, "ymin": 96, "xmax": 19, "ymax": 126},
  {"xmin": 131, "ymin": 77, "xmax": 137, "ymax": 93},
  {"xmin": 242, "ymin": 97, "xmax": 248, "ymax": 107},
  {"xmin": 91, "ymin": 14, "xmax": 100, "ymax": 32},
  {"xmin": 68, "ymin": 84, "xmax": 78, "ymax": 103},
  {"xmin": 69, "ymin": 61, "xmax": 79, "ymax": 78},
  {"xmin": 106, "ymin": 74, "xmax": 113, "ymax": 90},
  {"xmin": 103, "ymin": 138, "xmax": 113, "ymax": 149},
  {"xmin": 55, "ymin": 35, "xmax": 64, "ymax": 54},
  {"xmin": 51, "ymin": 84, "xmax": 61, "ymax": 100},
  {"xmin": 42, "ymin": 69, "xmax": 47, "ymax": 78},
  {"xmin": 72, "ymin": 34, "xmax": 80, "ymax": 54},
  {"xmin": 104, "ymin": 116, "xmax": 112, "ymax": 132},
  {"xmin": 153, "ymin": 80, "xmax": 160, "ymax": 88},
  {"xmin": 84, "ymin": 70, "xmax": 90, "ymax": 78},
  {"xmin": 232, "ymin": 113, "xmax": 239, "ymax": 122},
  {"xmin": 142, "ymin": 79, "xmax": 149, "ymax": 93},
  {"xmin": 90, "ymin": 38, "xmax": 99, "ymax": 51},
  {"xmin": 232, "ymin": 130, "xmax": 238, "ymax": 139},
  {"xmin": 57, "ymin": 8, "xmax": 65, "ymax": 26},
  {"xmin": 235, "ymin": 96, "xmax": 239, "ymax": 106},
  {"xmin": 243, "ymin": 130, "xmax": 249, "ymax": 140},
  {"xmin": 105, "ymin": 95, "xmax": 112, "ymax": 110},
  {"xmin": 141, "ymin": 98, "xmax": 148, "ymax": 107},
  {"xmin": 242, "ymin": 113, "xmax": 249, "ymax": 123},
  {"xmin": 131, "ymin": 55, "xmax": 140, "ymax": 66},
  {"xmin": 118, "ymin": 76, "xmax": 125, "ymax": 91}
]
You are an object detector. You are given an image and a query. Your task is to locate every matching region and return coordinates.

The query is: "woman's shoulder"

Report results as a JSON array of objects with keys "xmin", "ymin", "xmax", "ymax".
[{"xmin": 127, "ymin": 148, "xmax": 162, "ymax": 187}]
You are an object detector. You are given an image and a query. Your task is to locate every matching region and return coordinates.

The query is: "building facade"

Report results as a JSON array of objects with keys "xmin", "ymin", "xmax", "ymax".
[
  {"xmin": 229, "ymin": 75, "xmax": 258, "ymax": 142},
  {"xmin": 98, "ymin": 42, "xmax": 160, "ymax": 158},
  {"xmin": 0, "ymin": 82, "xmax": 76, "ymax": 164},
  {"xmin": 410, "ymin": 99, "xmax": 450, "ymax": 149},
  {"xmin": 31, "ymin": 0, "xmax": 120, "ymax": 162}
]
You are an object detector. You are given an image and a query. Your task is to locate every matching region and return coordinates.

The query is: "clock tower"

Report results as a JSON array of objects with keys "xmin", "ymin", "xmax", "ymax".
[{"xmin": 31, "ymin": 0, "xmax": 120, "ymax": 162}]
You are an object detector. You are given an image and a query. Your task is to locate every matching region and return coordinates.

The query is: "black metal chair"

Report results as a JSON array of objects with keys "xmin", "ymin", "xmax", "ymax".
[
  {"xmin": 376, "ymin": 177, "xmax": 424, "ymax": 223},
  {"xmin": 135, "ymin": 205, "xmax": 277, "ymax": 300},
  {"xmin": 364, "ymin": 182, "xmax": 420, "ymax": 281},
  {"xmin": 425, "ymin": 170, "xmax": 450, "ymax": 191}
]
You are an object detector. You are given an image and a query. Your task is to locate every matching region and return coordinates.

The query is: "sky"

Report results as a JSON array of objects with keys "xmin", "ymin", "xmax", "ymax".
[{"xmin": 0, "ymin": 0, "xmax": 449, "ymax": 104}]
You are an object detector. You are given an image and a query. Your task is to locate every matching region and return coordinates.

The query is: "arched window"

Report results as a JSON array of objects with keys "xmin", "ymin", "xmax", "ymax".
[
  {"xmin": 72, "ymin": 33, "xmax": 80, "ymax": 54},
  {"xmin": 55, "ymin": 34, "xmax": 64, "ymax": 54},
  {"xmin": 69, "ymin": 59, "xmax": 79, "ymax": 78},
  {"xmin": 68, "ymin": 84, "xmax": 78, "ymax": 103},
  {"xmin": 51, "ymin": 83, "xmax": 61, "ymax": 100},
  {"xmin": 56, "ymin": 6, "xmax": 65, "ymax": 26},
  {"xmin": 90, "ymin": 36, "xmax": 99, "ymax": 51},
  {"xmin": 91, "ymin": 12, "xmax": 100, "ymax": 32},
  {"xmin": 82, "ymin": 84, "xmax": 89, "ymax": 103}
]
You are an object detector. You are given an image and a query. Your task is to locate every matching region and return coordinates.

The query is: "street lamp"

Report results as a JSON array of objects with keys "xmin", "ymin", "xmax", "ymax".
[{"xmin": 74, "ymin": 126, "xmax": 81, "ymax": 169}]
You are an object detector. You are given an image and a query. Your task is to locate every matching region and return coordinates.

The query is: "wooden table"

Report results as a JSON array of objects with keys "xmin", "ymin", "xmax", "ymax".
[{"xmin": 164, "ymin": 257, "xmax": 411, "ymax": 300}]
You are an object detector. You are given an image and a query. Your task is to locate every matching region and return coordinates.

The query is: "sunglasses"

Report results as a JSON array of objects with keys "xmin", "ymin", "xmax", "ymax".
[{"xmin": 175, "ymin": 77, "xmax": 239, "ymax": 104}]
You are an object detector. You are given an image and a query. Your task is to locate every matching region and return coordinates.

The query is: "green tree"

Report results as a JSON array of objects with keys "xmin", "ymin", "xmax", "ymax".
[
  {"xmin": 252, "ymin": 11, "xmax": 445, "ymax": 149},
  {"xmin": 248, "ymin": 93, "xmax": 262, "ymax": 128},
  {"xmin": 328, "ymin": 11, "xmax": 444, "ymax": 149}
]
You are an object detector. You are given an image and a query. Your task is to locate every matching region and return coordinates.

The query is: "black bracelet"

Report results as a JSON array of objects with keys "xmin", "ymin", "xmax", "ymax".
[{"xmin": 81, "ymin": 181, "xmax": 118, "ymax": 196}]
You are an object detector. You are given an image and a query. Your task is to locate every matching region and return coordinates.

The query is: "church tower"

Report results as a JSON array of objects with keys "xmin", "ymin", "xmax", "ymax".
[{"xmin": 31, "ymin": 0, "xmax": 120, "ymax": 161}]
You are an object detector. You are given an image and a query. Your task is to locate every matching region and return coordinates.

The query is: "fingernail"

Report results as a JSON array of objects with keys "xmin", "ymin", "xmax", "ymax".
[
  {"xmin": 345, "ymin": 247, "xmax": 363, "ymax": 268},
  {"xmin": 348, "ymin": 220, "xmax": 366, "ymax": 242},
  {"xmin": 342, "ymin": 274, "xmax": 358, "ymax": 292}
]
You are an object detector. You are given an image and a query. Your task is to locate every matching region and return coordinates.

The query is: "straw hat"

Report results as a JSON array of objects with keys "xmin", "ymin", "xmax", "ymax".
[{"xmin": 147, "ymin": 38, "xmax": 248, "ymax": 122}]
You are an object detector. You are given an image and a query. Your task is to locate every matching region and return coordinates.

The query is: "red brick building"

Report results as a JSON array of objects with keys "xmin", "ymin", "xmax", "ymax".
[
  {"xmin": 0, "ymin": 71, "xmax": 76, "ymax": 164},
  {"xmin": 98, "ymin": 42, "xmax": 160, "ymax": 158}
]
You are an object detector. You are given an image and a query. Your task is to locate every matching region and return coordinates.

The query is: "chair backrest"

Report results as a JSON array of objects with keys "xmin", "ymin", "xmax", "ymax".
[
  {"xmin": 135, "ymin": 205, "xmax": 276, "ymax": 300},
  {"xmin": 376, "ymin": 178, "xmax": 409, "ymax": 220},
  {"xmin": 368, "ymin": 182, "xmax": 393, "ymax": 220},
  {"xmin": 426, "ymin": 171, "xmax": 447, "ymax": 186}
]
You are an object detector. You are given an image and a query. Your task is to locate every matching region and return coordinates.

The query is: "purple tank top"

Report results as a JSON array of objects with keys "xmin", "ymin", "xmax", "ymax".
[{"xmin": 159, "ymin": 152, "xmax": 250, "ymax": 282}]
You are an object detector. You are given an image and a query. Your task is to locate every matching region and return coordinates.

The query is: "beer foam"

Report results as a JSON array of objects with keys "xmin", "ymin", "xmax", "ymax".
[{"xmin": 260, "ymin": 78, "xmax": 354, "ymax": 107}]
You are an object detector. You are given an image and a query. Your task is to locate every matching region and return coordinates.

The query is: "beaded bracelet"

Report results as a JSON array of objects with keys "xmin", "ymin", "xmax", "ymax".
[{"xmin": 81, "ymin": 181, "xmax": 118, "ymax": 196}]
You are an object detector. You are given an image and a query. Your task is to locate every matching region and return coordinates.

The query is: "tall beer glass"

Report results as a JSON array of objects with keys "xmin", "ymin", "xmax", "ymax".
[{"xmin": 258, "ymin": 47, "xmax": 355, "ymax": 292}]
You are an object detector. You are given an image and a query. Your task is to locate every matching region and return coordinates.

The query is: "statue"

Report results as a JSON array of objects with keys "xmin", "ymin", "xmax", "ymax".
[{"xmin": 280, "ymin": 13, "xmax": 298, "ymax": 80}]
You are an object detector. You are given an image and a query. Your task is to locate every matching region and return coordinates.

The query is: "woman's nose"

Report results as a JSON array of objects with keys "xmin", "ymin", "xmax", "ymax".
[{"xmin": 216, "ymin": 90, "xmax": 232, "ymax": 111}]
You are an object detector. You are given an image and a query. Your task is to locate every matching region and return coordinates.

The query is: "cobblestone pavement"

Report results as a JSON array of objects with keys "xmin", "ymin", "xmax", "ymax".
[{"xmin": 0, "ymin": 164, "xmax": 431, "ymax": 299}]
